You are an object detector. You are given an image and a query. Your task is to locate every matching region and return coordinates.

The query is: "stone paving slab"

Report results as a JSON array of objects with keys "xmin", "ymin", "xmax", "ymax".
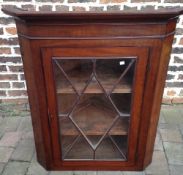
[
  {"xmin": 73, "ymin": 171, "xmax": 97, "ymax": 175},
  {"xmin": 0, "ymin": 131, "xmax": 22, "ymax": 147},
  {"xmin": 50, "ymin": 171, "xmax": 73, "ymax": 175},
  {"xmin": 10, "ymin": 139, "xmax": 35, "ymax": 162},
  {"xmin": 154, "ymin": 132, "xmax": 164, "ymax": 151},
  {"xmin": 27, "ymin": 161, "xmax": 48, "ymax": 175},
  {"xmin": 123, "ymin": 172, "xmax": 145, "ymax": 175},
  {"xmin": 17, "ymin": 117, "xmax": 33, "ymax": 132},
  {"xmin": 169, "ymin": 165, "xmax": 183, "ymax": 175},
  {"xmin": 164, "ymin": 142, "xmax": 183, "ymax": 165},
  {"xmin": 162, "ymin": 107, "xmax": 183, "ymax": 124},
  {"xmin": 0, "ymin": 163, "xmax": 5, "ymax": 174},
  {"xmin": 0, "ymin": 147, "xmax": 14, "ymax": 163},
  {"xmin": 159, "ymin": 128, "xmax": 183, "ymax": 142},
  {"xmin": 0, "ymin": 117, "xmax": 22, "ymax": 139},
  {"xmin": 97, "ymin": 172, "xmax": 122, "ymax": 175},
  {"xmin": 2, "ymin": 161, "xmax": 30, "ymax": 175},
  {"xmin": 145, "ymin": 151, "xmax": 169, "ymax": 175},
  {"xmin": 0, "ymin": 105, "xmax": 182, "ymax": 175}
]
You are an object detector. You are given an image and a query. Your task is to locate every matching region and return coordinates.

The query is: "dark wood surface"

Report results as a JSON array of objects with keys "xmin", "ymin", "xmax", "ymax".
[
  {"xmin": 2, "ymin": 6, "xmax": 183, "ymax": 170},
  {"xmin": 2, "ymin": 6, "xmax": 183, "ymax": 21}
]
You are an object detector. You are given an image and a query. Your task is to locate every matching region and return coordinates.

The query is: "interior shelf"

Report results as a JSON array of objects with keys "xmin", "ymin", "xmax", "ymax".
[
  {"xmin": 56, "ymin": 74, "xmax": 132, "ymax": 94},
  {"xmin": 53, "ymin": 59, "xmax": 134, "ymax": 94},
  {"xmin": 59, "ymin": 94, "xmax": 130, "ymax": 136},
  {"xmin": 59, "ymin": 117, "xmax": 129, "ymax": 136},
  {"xmin": 61, "ymin": 136, "xmax": 127, "ymax": 160}
]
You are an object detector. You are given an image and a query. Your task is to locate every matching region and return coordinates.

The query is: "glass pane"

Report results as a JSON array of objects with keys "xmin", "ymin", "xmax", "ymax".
[
  {"xmin": 71, "ymin": 93, "xmax": 117, "ymax": 147},
  {"xmin": 53, "ymin": 58, "xmax": 136, "ymax": 161},
  {"xmin": 96, "ymin": 59, "xmax": 135, "ymax": 93}
]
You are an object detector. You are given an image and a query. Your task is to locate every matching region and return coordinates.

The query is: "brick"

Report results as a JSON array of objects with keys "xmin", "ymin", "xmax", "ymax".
[
  {"xmin": 176, "ymin": 28, "xmax": 183, "ymax": 35},
  {"xmin": 2, "ymin": 162, "xmax": 29, "ymax": 175},
  {"xmin": 110, "ymin": 0, "xmax": 127, "ymax": 2},
  {"xmin": 20, "ymin": 74, "xmax": 25, "ymax": 80},
  {"xmin": 13, "ymin": 47, "xmax": 21, "ymax": 55},
  {"xmin": 8, "ymin": 65, "xmax": 23, "ymax": 72},
  {"xmin": 141, "ymin": 5, "xmax": 155, "ymax": 10},
  {"xmin": 11, "ymin": 139, "xmax": 35, "ymax": 162},
  {"xmin": 5, "ymin": 27, "xmax": 17, "ymax": 35},
  {"xmin": 0, "ymin": 28, "xmax": 3, "ymax": 35},
  {"xmin": 0, "ymin": 38, "xmax": 19, "ymax": 45},
  {"xmin": 12, "ymin": 82, "xmax": 25, "ymax": 88},
  {"xmin": 3, "ymin": 0, "xmax": 31, "ymax": 1},
  {"xmin": 0, "ymin": 48, "xmax": 11, "ymax": 54},
  {"xmin": 131, "ymin": 0, "xmax": 160, "ymax": 2},
  {"xmin": 21, "ymin": 4, "xmax": 36, "ymax": 11},
  {"xmin": 164, "ymin": 142, "xmax": 183, "ymax": 165},
  {"xmin": 0, "ymin": 147, "xmax": 14, "ymax": 163},
  {"xmin": 36, "ymin": 0, "xmax": 63, "ymax": 2},
  {"xmin": 0, "ymin": 56, "xmax": 22, "ymax": 63},
  {"xmin": 72, "ymin": 6, "xmax": 86, "ymax": 11},
  {"xmin": 55, "ymin": 5, "xmax": 69, "ymax": 11},
  {"xmin": 8, "ymin": 90, "xmax": 27, "ymax": 96},
  {"xmin": 0, "ymin": 17, "xmax": 14, "ymax": 25},
  {"xmin": 39, "ymin": 5, "xmax": 52, "ymax": 11},
  {"xmin": 162, "ymin": 98, "xmax": 172, "ymax": 104},
  {"xmin": 145, "ymin": 151, "xmax": 169, "ymax": 175},
  {"xmin": 173, "ymin": 37, "xmax": 177, "ymax": 44},
  {"xmin": 168, "ymin": 65, "xmax": 183, "ymax": 71},
  {"xmin": 0, "ymin": 74, "xmax": 17, "ymax": 80},
  {"xmin": 174, "ymin": 56, "xmax": 183, "ymax": 63},
  {"xmin": 0, "ymin": 82, "xmax": 10, "ymax": 88},
  {"xmin": 107, "ymin": 5, "xmax": 121, "ymax": 11},
  {"xmin": 172, "ymin": 97, "xmax": 183, "ymax": 104},
  {"xmin": 166, "ymin": 82, "xmax": 183, "ymax": 88},
  {"xmin": 90, "ymin": 6, "xmax": 104, "ymax": 11},
  {"xmin": 0, "ymin": 131, "xmax": 22, "ymax": 147},
  {"xmin": 172, "ymin": 47, "xmax": 183, "ymax": 54},
  {"xmin": 0, "ymin": 65, "xmax": 7, "ymax": 72},
  {"xmin": 0, "ymin": 91, "xmax": 6, "ymax": 96},
  {"xmin": 69, "ymin": 0, "xmax": 95, "ymax": 2},
  {"xmin": 164, "ymin": 0, "xmax": 181, "ymax": 2},
  {"xmin": 166, "ymin": 74, "xmax": 175, "ymax": 80},
  {"xmin": 167, "ymin": 90, "xmax": 176, "ymax": 96},
  {"xmin": 178, "ymin": 74, "xmax": 183, "ymax": 80},
  {"xmin": 180, "ymin": 89, "xmax": 183, "ymax": 96},
  {"xmin": 123, "ymin": 5, "xmax": 137, "ymax": 10},
  {"xmin": 179, "ymin": 38, "xmax": 183, "ymax": 45}
]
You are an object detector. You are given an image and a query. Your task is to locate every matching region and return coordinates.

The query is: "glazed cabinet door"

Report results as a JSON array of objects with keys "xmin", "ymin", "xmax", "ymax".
[{"xmin": 42, "ymin": 46, "xmax": 149, "ymax": 169}]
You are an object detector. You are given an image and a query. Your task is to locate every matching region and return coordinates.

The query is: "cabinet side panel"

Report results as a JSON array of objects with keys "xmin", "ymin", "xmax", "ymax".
[
  {"xmin": 18, "ymin": 36, "xmax": 52, "ymax": 169},
  {"xmin": 143, "ymin": 34, "xmax": 175, "ymax": 168}
]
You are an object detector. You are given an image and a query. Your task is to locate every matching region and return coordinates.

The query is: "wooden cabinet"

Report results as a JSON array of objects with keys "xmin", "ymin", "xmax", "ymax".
[{"xmin": 2, "ymin": 7, "xmax": 183, "ymax": 171}]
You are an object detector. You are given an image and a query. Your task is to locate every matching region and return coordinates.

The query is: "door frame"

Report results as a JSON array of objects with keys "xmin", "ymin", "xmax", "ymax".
[{"xmin": 41, "ymin": 46, "xmax": 149, "ymax": 170}]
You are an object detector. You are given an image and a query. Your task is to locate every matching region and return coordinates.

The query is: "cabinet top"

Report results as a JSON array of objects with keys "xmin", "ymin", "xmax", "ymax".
[{"xmin": 2, "ymin": 6, "xmax": 183, "ymax": 23}]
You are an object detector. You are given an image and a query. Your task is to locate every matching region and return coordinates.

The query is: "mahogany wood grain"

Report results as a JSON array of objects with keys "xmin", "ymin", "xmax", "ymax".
[{"xmin": 2, "ymin": 6, "xmax": 183, "ymax": 171}]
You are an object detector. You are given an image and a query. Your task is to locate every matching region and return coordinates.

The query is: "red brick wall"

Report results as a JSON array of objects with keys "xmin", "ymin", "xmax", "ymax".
[{"xmin": 0, "ymin": 0, "xmax": 183, "ymax": 104}]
